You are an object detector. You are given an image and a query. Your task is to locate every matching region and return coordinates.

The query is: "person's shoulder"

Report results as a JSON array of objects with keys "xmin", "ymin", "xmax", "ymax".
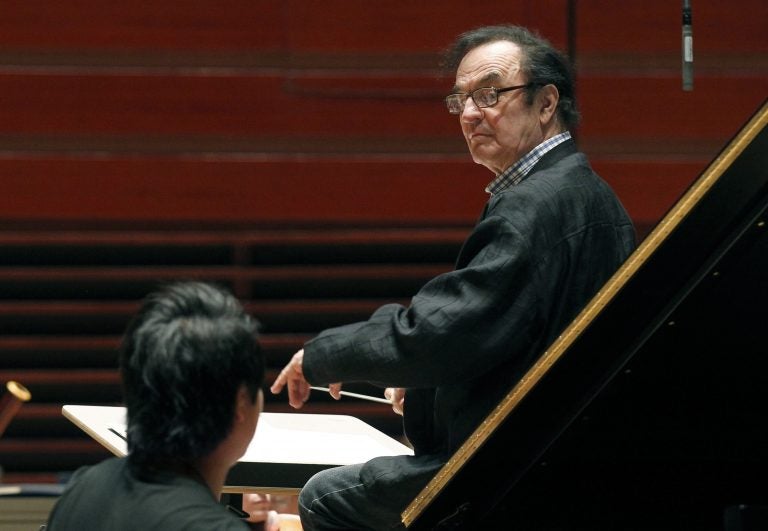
[
  {"xmin": 518, "ymin": 148, "xmax": 604, "ymax": 199},
  {"xmin": 531, "ymin": 148, "xmax": 592, "ymax": 183},
  {"xmin": 46, "ymin": 457, "xmax": 127, "ymax": 530},
  {"xmin": 152, "ymin": 501, "xmax": 251, "ymax": 531},
  {"xmin": 136, "ymin": 475, "xmax": 249, "ymax": 527},
  {"xmin": 66, "ymin": 456, "xmax": 125, "ymax": 486}
]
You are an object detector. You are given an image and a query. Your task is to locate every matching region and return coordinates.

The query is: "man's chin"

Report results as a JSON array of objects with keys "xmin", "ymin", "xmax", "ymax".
[{"xmin": 469, "ymin": 148, "xmax": 496, "ymax": 169}]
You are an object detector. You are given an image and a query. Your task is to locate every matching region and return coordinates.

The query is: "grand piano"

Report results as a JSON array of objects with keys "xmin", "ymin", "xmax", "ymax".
[{"xmin": 403, "ymin": 100, "xmax": 768, "ymax": 530}]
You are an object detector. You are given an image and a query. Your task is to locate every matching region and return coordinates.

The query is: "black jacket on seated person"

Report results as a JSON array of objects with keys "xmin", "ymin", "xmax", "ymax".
[{"xmin": 302, "ymin": 140, "xmax": 636, "ymax": 461}]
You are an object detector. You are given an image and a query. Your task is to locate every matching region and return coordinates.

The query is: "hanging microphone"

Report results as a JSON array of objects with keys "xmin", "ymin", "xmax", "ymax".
[{"xmin": 682, "ymin": 0, "xmax": 693, "ymax": 91}]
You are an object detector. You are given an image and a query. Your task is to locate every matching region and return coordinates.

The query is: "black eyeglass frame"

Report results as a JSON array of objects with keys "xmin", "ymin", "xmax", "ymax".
[{"xmin": 444, "ymin": 83, "xmax": 533, "ymax": 115}]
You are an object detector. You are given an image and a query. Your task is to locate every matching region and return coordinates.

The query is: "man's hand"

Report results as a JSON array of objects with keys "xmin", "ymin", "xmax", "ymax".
[
  {"xmin": 384, "ymin": 387, "xmax": 405, "ymax": 416},
  {"xmin": 270, "ymin": 349, "xmax": 310, "ymax": 409},
  {"xmin": 242, "ymin": 493, "xmax": 272, "ymax": 523}
]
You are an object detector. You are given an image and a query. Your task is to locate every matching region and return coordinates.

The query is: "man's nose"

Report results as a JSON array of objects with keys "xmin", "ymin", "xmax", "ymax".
[{"xmin": 461, "ymin": 97, "xmax": 484, "ymax": 122}]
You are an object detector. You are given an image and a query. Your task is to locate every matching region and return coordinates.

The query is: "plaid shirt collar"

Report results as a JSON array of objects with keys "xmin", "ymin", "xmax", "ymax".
[{"xmin": 484, "ymin": 131, "xmax": 572, "ymax": 195}]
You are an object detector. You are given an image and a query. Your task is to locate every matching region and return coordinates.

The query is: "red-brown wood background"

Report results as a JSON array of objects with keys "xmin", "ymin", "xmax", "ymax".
[{"xmin": 0, "ymin": 1, "xmax": 763, "ymax": 232}]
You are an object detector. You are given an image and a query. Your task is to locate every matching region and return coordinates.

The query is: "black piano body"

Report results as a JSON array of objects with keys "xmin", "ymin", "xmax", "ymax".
[{"xmin": 404, "ymin": 100, "xmax": 768, "ymax": 530}]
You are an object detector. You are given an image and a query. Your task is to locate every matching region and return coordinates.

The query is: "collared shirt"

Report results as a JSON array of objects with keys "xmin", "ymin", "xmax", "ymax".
[{"xmin": 484, "ymin": 131, "xmax": 572, "ymax": 195}]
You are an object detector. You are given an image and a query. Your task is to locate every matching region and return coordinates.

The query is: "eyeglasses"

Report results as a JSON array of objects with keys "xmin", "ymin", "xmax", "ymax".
[{"xmin": 444, "ymin": 84, "xmax": 531, "ymax": 115}]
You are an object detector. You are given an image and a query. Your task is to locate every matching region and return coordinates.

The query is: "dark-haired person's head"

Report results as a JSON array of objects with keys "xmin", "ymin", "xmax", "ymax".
[
  {"xmin": 119, "ymin": 281, "xmax": 264, "ymax": 468},
  {"xmin": 443, "ymin": 25, "xmax": 579, "ymax": 174},
  {"xmin": 443, "ymin": 24, "xmax": 579, "ymax": 130}
]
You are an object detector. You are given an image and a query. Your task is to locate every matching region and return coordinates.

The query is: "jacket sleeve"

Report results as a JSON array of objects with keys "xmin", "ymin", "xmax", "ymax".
[{"xmin": 301, "ymin": 208, "xmax": 552, "ymax": 389}]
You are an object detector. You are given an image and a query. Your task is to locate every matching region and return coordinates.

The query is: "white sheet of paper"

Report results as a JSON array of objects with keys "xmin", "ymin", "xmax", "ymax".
[
  {"xmin": 64, "ymin": 405, "xmax": 412, "ymax": 468},
  {"xmin": 242, "ymin": 414, "xmax": 410, "ymax": 464}
]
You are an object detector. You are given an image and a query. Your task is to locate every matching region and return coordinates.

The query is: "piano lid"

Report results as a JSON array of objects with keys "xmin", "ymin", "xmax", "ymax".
[{"xmin": 404, "ymin": 99, "xmax": 768, "ymax": 530}]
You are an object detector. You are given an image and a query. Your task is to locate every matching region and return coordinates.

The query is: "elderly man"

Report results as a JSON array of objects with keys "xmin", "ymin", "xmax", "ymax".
[{"xmin": 272, "ymin": 25, "xmax": 636, "ymax": 530}]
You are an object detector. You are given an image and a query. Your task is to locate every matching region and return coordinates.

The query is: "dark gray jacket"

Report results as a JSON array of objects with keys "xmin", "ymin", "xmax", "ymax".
[
  {"xmin": 303, "ymin": 140, "xmax": 636, "ymax": 458},
  {"xmin": 47, "ymin": 457, "xmax": 249, "ymax": 530}
]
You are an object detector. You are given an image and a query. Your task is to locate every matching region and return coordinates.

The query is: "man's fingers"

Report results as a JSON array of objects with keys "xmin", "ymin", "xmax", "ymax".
[
  {"xmin": 271, "ymin": 349, "xmax": 313, "ymax": 408},
  {"xmin": 386, "ymin": 387, "xmax": 405, "ymax": 416},
  {"xmin": 328, "ymin": 382, "xmax": 342, "ymax": 400},
  {"xmin": 288, "ymin": 379, "xmax": 310, "ymax": 409},
  {"xmin": 270, "ymin": 368, "xmax": 287, "ymax": 394},
  {"xmin": 271, "ymin": 349, "xmax": 304, "ymax": 396}
]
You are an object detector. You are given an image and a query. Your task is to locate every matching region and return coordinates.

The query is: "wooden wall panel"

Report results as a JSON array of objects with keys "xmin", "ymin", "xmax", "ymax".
[
  {"xmin": 575, "ymin": 0, "xmax": 768, "ymax": 231},
  {"xmin": 579, "ymin": 76, "xmax": 766, "ymax": 139},
  {"xmin": 0, "ymin": 156, "xmax": 689, "ymax": 229},
  {"xmin": 0, "ymin": 0, "xmax": 569, "ymax": 60},
  {"xmin": 0, "ymin": 1, "xmax": 285, "ymax": 50},
  {"xmin": 0, "ymin": 73, "xmax": 454, "ymax": 137},
  {"xmin": 281, "ymin": 0, "xmax": 570, "ymax": 52},
  {"xmin": 0, "ymin": 0, "xmax": 764, "ymax": 229},
  {"xmin": 0, "ymin": 158, "xmax": 490, "ymax": 224},
  {"xmin": 576, "ymin": 1, "xmax": 768, "ymax": 55}
]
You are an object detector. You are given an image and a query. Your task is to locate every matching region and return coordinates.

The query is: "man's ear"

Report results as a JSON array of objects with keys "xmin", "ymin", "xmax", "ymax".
[
  {"xmin": 538, "ymin": 84, "xmax": 560, "ymax": 126},
  {"xmin": 234, "ymin": 385, "xmax": 249, "ymax": 422}
]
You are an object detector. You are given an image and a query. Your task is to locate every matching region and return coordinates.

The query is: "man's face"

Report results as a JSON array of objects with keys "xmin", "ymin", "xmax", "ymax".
[{"xmin": 453, "ymin": 41, "xmax": 546, "ymax": 175}]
